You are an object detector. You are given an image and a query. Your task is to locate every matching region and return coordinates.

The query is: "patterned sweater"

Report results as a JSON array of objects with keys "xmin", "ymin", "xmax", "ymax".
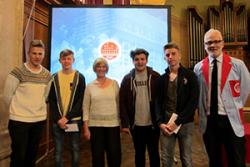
[{"xmin": 3, "ymin": 63, "xmax": 51, "ymax": 122}]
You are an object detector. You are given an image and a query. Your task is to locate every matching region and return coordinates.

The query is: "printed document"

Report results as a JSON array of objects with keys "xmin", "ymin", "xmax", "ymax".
[
  {"xmin": 65, "ymin": 123, "xmax": 79, "ymax": 132},
  {"xmin": 167, "ymin": 113, "xmax": 182, "ymax": 134}
]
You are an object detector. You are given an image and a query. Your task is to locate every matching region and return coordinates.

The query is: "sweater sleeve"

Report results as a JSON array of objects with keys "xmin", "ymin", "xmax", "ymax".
[
  {"xmin": 155, "ymin": 76, "xmax": 165, "ymax": 125},
  {"xmin": 119, "ymin": 77, "xmax": 130, "ymax": 128},
  {"xmin": 48, "ymin": 79, "xmax": 62, "ymax": 122},
  {"xmin": 45, "ymin": 79, "xmax": 52, "ymax": 103},
  {"xmin": 83, "ymin": 85, "xmax": 91, "ymax": 121},
  {"xmin": 3, "ymin": 74, "xmax": 20, "ymax": 107}
]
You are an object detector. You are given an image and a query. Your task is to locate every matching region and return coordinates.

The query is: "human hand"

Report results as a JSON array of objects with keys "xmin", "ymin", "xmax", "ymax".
[
  {"xmin": 166, "ymin": 122, "xmax": 178, "ymax": 133},
  {"xmin": 121, "ymin": 128, "xmax": 131, "ymax": 135},
  {"xmin": 159, "ymin": 123, "xmax": 172, "ymax": 135},
  {"xmin": 83, "ymin": 127, "xmax": 91, "ymax": 140},
  {"xmin": 57, "ymin": 117, "xmax": 68, "ymax": 129}
]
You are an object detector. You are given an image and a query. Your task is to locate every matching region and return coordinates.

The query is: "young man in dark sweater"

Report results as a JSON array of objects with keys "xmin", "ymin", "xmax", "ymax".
[
  {"xmin": 120, "ymin": 48, "xmax": 160, "ymax": 167},
  {"xmin": 155, "ymin": 43, "xmax": 199, "ymax": 167}
]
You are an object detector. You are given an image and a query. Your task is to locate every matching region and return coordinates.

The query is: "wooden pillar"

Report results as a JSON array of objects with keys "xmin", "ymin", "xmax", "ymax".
[{"xmin": 0, "ymin": 0, "xmax": 24, "ymax": 166}]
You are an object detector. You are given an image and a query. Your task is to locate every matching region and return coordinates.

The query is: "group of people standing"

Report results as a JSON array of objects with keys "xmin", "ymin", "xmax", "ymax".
[{"xmin": 3, "ymin": 28, "xmax": 250, "ymax": 167}]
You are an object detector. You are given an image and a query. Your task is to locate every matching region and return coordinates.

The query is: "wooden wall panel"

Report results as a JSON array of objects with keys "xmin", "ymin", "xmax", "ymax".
[{"xmin": 171, "ymin": 15, "xmax": 189, "ymax": 68}]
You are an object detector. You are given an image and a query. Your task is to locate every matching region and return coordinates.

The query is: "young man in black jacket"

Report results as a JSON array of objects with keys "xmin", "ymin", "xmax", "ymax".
[
  {"xmin": 120, "ymin": 48, "xmax": 160, "ymax": 167},
  {"xmin": 48, "ymin": 49, "xmax": 85, "ymax": 167},
  {"xmin": 155, "ymin": 43, "xmax": 199, "ymax": 167}
]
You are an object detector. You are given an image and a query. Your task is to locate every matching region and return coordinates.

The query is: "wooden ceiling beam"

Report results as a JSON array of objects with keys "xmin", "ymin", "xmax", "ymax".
[{"xmin": 41, "ymin": 0, "xmax": 79, "ymax": 5}]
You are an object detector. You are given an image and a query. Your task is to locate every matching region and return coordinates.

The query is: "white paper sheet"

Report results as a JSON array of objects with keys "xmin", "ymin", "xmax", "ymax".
[
  {"xmin": 64, "ymin": 123, "xmax": 79, "ymax": 132},
  {"xmin": 167, "ymin": 113, "xmax": 182, "ymax": 134}
]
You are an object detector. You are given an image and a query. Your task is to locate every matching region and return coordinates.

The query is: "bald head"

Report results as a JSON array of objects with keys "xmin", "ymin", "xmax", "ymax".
[{"xmin": 204, "ymin": 29, "xmax": 223, "ymax": 43}]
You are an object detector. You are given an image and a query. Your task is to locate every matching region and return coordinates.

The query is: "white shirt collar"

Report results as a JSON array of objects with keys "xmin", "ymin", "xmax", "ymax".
[
  {"xmin": 208, "ymin": 53, "xmax": 223, "ymax": 64},
  {"xmin": 24, "ymin": 62, "xmax": 42, "ymax": 74}
]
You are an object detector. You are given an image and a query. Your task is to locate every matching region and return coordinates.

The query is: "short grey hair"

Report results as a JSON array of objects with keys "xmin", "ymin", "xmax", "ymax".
[
  {"xmin": 93, "ymin": 57, "xmax": 109, "ymax": 73},
  {"xmin": 204, "ymin": 28, "xmax": 223, "ymax": 42}
]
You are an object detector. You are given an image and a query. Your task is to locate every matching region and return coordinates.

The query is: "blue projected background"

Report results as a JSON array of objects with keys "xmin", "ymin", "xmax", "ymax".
[{"xmin": 50, "ymin": 7, "xmax": 170, "ymax": 84}]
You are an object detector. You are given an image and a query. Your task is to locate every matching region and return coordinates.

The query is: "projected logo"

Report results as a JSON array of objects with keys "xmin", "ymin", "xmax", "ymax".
[{"xmin": 99, "ymin": 40, "xmax": 120, "ymax": 62}]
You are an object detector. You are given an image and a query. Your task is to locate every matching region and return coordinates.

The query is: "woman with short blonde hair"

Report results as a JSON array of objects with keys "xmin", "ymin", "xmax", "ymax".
[{"xmin": 83, "ymin": 57, "xmax": 121, "ymax": 167}]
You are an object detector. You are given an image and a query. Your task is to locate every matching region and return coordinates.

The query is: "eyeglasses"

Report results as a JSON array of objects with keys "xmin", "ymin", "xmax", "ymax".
[{"xmin": 204, "ymin": 40, "xmax": 223, "ymax": 45}]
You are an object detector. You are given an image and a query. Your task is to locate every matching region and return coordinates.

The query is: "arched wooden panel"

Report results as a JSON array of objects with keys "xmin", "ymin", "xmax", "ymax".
[
  {"xmin": 188, "ymin": 8, "xmax": 205, "ymax": 68},
  {"xmin": 208, "ymin": 1, "xmax": 248, "ymax": 46},
  {"xmin": 208, "ymin": 8, "xmax": 220, "ymax": 30},
  {"xmin": 221, "ymin": 1, "xmax": 234, "ymax": 42},
  {"xmin": 236, "ymin": 5, "xmax": 248, "ymax": 42}
]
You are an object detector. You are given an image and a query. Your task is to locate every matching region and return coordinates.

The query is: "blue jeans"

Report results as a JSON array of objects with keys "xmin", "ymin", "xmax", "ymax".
[
  {"xmin": 52, "ymin": 121, "xmax": 82, "ymax": 167},
  {"xmin": 160, "ymin": 122, "xmax": 194, "ymax": 167}
]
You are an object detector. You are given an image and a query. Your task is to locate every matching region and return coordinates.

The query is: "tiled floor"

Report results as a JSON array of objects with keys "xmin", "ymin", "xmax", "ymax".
[{"xmin": 36, "ymin": 125, "xmax": 250, "ymax": 167}]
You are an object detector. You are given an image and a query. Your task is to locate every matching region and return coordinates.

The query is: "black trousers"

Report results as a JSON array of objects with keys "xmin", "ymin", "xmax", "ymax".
[
  {"xmin": 8, "ymin": 120, "xmax": 45, "ymax": 167},
  {"xmin": 89, "ymin": 126, "xmax": 121, "ymax": 167},
  {"xmin": 203, "ymin": 115, "xmax": 246, "ymax": 167},
  {"xmin": 130, "ymin": 125, "xmax": 160, "ymax": 167}
]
